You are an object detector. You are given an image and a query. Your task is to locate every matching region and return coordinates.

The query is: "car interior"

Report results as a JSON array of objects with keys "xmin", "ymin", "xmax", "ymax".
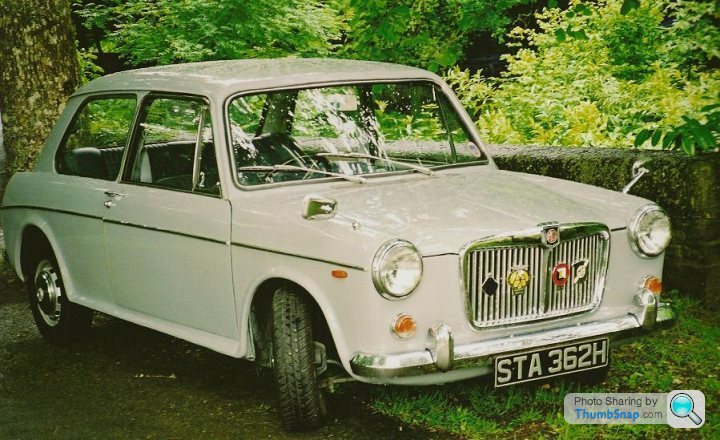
[{"xmin": 62, "ymin": 141, "xmax": 220, "ymax": 195}]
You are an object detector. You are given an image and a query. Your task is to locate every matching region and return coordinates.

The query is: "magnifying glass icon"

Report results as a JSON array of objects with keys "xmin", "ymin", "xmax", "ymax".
[{"xmin": 670, "ymin": 393, "xmax": 703, "ymax": 425}]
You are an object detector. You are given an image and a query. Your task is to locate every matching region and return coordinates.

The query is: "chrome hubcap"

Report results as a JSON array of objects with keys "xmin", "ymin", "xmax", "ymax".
[{"xmin": 34, "ymin": 261, "xmax": 62, "ymax": 327}]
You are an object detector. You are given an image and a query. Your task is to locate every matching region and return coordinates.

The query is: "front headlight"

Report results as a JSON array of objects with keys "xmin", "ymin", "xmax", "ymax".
[
  {"xmin": 372, "ymin": 239, "xmax": 423, "ymax": 299},
  {"xmin": 628, "ymin": 204, "xmax": 671, "ymax": 257}
]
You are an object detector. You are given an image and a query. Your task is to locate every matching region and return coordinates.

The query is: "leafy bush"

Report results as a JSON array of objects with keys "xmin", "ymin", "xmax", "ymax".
[
  {"xmin": 342, "ymin": 0, "xmax": 534, "ymax": 71},
  {"xmin": 77, "ymin": 0, "xmax": 343, "ymax": 65},
  {"xmin": 635, "ymin": 98, "xmax": 720, "ymax": 156},
  {"xmin": 76, "ymin": 48, "xmax": 104, "ymax": 82},
  {"xmin": 446, "ymin": 0, "xmax": 720, "ymax": 154}
]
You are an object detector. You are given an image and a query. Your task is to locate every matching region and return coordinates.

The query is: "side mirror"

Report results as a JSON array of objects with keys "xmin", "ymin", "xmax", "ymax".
[
  {"xmin": 302, "ymin": 195, "xmax": 337, "ymax": 220},
  {"xmin": 622, "ymin": 158, "xmax": 653, "ymax": 194}
]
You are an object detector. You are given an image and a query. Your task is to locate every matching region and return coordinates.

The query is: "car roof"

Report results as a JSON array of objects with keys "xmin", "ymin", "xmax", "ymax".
[{"xmin": 73, "ymin": 58, "xmax": 438, "ymax": 98}]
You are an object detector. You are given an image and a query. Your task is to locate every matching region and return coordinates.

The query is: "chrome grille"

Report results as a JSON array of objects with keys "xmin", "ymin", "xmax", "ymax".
[{"xmin": 463, "ymin": 223, "xmax": 609, "ymax": 328}]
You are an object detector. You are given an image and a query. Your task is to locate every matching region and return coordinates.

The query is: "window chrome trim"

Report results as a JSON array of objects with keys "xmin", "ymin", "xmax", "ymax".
[
  {"xmin": 116, "ymin": 181, "xmax": 223, "ymax": 199},
  {"xmin": 191, "ymin": 105, "xmax": 207, "ymax": 191}
]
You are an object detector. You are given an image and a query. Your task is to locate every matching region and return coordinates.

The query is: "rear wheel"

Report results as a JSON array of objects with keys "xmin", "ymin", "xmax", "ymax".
[
  {"xmin": 27, "ymin": 249, "xmax": 93, "ymax": 344},
  {"xmin": 271, "ymin": 285, "xmax": 327, "ymax": 431}
]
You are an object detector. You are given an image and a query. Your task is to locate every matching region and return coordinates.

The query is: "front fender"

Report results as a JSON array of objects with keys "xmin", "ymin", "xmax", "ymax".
[{"xmin": 232, "ymin": 244, "xmax": 368, "ymax": 371}]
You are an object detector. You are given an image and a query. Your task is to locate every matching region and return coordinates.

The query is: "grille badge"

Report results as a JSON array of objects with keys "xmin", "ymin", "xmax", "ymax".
[
  {"xmin": 464, "ymin": 223, "xmax": 609, "ymax": 328},
  {"xmin": 572, "ymin": 259, "xmax": 590, "ymax": 284},
  {"xmin": 552, "ymin": 263, "xmax": 570, "ymax": 287},
  {"xmin": 482, "ymin": 275, "xmax": 499, "ymax": 296},
  {"xmin": 507, "ymin": 267, "xmax": 530, "ymax": 295},
  {"xmin": 541, "ymin": 223, "xmax": 561, "ymax": 248}
]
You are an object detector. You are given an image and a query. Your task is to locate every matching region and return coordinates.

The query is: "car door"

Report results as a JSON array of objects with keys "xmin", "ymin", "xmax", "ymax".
[
  {"xmin": 102, "ymin": 94, "xmax": 237, "ymax": 341},
  {"xmin": 45, "ymin": 94, "xmax": 138, "ymax": 308}
]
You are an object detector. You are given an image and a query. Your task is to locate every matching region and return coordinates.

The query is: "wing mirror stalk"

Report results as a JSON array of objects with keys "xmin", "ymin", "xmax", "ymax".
[{"xmin": 622, "ymin": 159, "xmax": 652, "ymax": 194}]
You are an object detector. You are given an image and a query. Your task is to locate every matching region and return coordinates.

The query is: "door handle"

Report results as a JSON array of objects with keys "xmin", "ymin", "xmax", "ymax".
[
  {"xmin": 103, "ymin": 190, "xmax": 125, "ymax": 209},
  {"xmin": 104, "ymin": 190, "xmax": 126, "ymax": 198}
]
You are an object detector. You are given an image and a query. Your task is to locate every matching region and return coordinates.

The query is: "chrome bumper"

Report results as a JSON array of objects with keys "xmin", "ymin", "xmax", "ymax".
[{"xmin": 351, "ymin": 294, "xmax": 674, "ymax": 380}]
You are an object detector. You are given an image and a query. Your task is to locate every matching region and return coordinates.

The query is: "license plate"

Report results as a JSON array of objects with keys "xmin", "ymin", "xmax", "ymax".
[{"xmin": 494, "ymin": 338, "xmax": 609, "ymax": 387}]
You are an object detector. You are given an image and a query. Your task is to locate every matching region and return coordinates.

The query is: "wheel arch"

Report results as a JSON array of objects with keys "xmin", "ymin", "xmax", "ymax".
[
  {"xmin": 16, "ymin": 221, "xmax": 76, "ymax": 302},
  {"xmin": 246, "ymin": 276, "xmax": 343, "ymax": 369},
  {"xmin": 19, "ymin": 223, "xmax": 54, "ymax": 280}
]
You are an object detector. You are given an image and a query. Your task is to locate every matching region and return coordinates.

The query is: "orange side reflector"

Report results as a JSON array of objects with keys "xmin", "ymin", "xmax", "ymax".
[
  {"xmin": 332, "ymin": 270, "xmax": 348, "ymax": 279},
  {"xmin": 644, "ymin": 276, "xmax": 662, "ymax": 295}
]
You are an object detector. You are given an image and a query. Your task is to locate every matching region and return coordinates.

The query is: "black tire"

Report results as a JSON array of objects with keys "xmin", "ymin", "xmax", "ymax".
[
  {"xmin": 271, "ymin": 285, "xmax": 327, "ymax": 431},
  {"xmin": 27, "ymin": 248, "xmax": 93, "ymax": 345}
]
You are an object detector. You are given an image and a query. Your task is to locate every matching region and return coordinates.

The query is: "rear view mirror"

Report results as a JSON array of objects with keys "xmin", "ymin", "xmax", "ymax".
[{"xmin": 302, "ymin": 195, "xmax": 337, "ymax": 219}]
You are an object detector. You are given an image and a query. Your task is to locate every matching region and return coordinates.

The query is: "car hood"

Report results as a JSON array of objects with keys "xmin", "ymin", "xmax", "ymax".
[
  {"xmin": 232, "ymin": 167, "xmax": 651, "ymax": 268},
  {"xmin": 317, "ymin": 167, "xmax": 647, "ymax": 256}
]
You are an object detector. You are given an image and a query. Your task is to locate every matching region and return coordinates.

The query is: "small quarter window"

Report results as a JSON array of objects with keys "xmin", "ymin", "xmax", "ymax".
[{"xmin": 56, "ymin": 96, "xmax": 137, "ymax": 180}]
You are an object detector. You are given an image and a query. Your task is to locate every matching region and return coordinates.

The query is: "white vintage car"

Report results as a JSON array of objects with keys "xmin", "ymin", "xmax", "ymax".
[{"xmin": 1, "ymin": 59, "xmax": 673, "ymax": 430}]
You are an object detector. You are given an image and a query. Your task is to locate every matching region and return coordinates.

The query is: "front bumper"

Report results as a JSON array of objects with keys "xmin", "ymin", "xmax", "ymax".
[{"xmin": 350, "ymin": 292, "xmax": 674, "ymax": 382}]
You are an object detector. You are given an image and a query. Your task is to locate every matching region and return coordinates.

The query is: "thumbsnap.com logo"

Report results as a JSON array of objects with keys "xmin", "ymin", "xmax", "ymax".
[
  {"xmin": 564, "ymin": 390, "xmax": 705, "ymax": 428},
  {"xmin": 668, "ymin": 390, "xmax": 705, "ymax": 428}
]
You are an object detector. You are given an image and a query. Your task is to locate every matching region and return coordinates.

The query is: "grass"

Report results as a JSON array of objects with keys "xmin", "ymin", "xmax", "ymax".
[{"xmin": 368, "ymin": 292, "xmax": 719, "ymax": 439}]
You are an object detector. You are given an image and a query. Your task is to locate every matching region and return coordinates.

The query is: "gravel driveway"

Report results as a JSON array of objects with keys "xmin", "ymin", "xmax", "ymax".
[{"xmin": 0, "ymin": 258, "xmax": 444, "ymax": 439}]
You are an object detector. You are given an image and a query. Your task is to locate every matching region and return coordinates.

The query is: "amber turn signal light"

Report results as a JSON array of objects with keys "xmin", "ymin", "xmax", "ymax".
[
  {"xmin": 391, "ymin": 314, "xmax": 416, "ymax": 339},
  {"xmin": 331, "ymin": 270, "xmax": 348, "ymax": 279},
  {"xmin": 644, "ymin": 276, "xmax": 662, "ymax": 295}
]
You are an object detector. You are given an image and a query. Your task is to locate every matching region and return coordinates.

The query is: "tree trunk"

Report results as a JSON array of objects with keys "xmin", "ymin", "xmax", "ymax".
[{"xmin": 0, "ymin": 0, "xmax": 81, "ymax": 181}]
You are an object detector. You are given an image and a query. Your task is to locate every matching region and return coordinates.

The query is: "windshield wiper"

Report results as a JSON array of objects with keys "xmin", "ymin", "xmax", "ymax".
[
  {"xmin": 316, "ymin": 152, "xmax": 435, "ymax": 176},
  {"xmin": 237, "ymin": 164, "xmax": 366, "ymax": 183}
]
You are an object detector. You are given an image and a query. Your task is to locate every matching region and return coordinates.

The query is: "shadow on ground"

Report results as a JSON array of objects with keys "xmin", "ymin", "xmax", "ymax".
[{"xmin": 0, "ymin": 262, "xmax": 447, "ymax": 439}]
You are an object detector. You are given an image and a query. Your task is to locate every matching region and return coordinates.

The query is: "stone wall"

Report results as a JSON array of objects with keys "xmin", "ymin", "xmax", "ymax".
[{"xmin": 488, "ymin": 145, "xmax": 720, "ymax": 307}]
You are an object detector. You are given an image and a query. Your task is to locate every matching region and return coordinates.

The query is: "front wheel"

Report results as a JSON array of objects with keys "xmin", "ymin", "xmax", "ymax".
[
  {"xmin": 27, "ymin": 251, "xmax": 93, "ymax": 344},
  {"xmin": 271, "ymin": 286, "xmax": 327, "ymax": 431}
]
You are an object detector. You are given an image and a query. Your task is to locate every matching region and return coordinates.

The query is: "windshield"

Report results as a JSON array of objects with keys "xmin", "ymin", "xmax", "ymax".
[{"xmin": 227, "ymin": 81, "xmax": 485, "ymax": 186}]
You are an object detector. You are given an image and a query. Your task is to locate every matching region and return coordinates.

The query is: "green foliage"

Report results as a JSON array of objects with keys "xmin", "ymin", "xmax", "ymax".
[
  {"xmin": 77, "ymin": 48, "xmax": 104, "ymax": 83},
  {"xmin": 636, "ymin": 98, "xmax": 720, "ymax": 155},
  {"xmin": 375, "ymin": 102, "xmax": 446, "ymax": 141},
  {"xmin": 663, "ymin": 0, "xmax": 720, "ymax": 70},
  {"xmin": 445, "ymin": 0, "xmax": 720, "ymax": 155},
  {"xmin": 602, "ymin": 4, "xmax": 662, "ymax": 79},
  {"xmin": 342, "ymin": 0, "xmax": 534, "ymax": 71},
  {"xmin": 73, "ymin": 0, "xmax": 719, "ymax": 155},
  {"xmin": 620, "ymin": 0, "xmax": 640, "ymax": 15},
  {"xmin": 143, "ymin": 98, "xmax": 204, "ymax": 144},
  {"xmin": 369, "ymin": 293, "xmax": 720, "ymax": 438},
  {"xmin": 65, "ymin": 97, "xmax": 137, "ymax": 150},
  {"xmin": 77, "ymin": 0, "xmax": 343, "ymax": 65}
]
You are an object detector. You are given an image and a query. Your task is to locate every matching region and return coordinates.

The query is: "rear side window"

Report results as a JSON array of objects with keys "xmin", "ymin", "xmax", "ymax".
[{"xmin": 56, "ymin": 96, "xmax": 137, "ymax": 180}]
